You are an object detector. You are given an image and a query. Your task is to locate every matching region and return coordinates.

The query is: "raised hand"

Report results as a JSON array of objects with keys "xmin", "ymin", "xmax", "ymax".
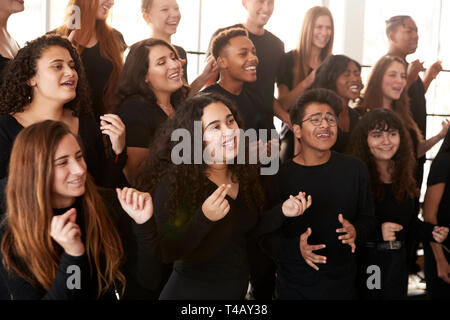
[
  {"xmin": 116, "ymin": 188, "xmax": 153, "ymax": 224},
  {"xmin": 100, "ymin": 114, "xmax": 126, "ymax": 155},
  {"xmin": 407, "ymin": 59, "xmax": 425, "ymax": 85},
  {"xmin": 50, "ymin": 208, "xmax": 85, "ymax": 257},
  {"xmin": 282, "ymin": 192, "xmax": 312, "ymax": 217},
  {"xmin": 202, "ymin": 184, "xmax": 231, "ymax": 222},
  {"xmin": 437, "ymin": 119, "xmax": 450, "ymax": 140},
  {"xmin": 299, "ymin": 228, "xmax": 326, "ymax": 271},
  {"xmin": 425, "ymin": 60, "xmax": 443, "ymax": 82},
  {"xmin": 432, "ymin": 226, "xmax": 449, "ymax": 243},
  {"xmin": 337, "ymin": 213, "xmax": 356, "ymax": 253},
  {"xmin": 381, "ymin": 222, "xmax": 403, "ymax": 241}
]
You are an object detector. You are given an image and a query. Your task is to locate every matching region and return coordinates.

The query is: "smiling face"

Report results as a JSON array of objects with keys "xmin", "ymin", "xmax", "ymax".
[
  {"xmin": 335, "ymin": 61, "xmax": 363, "ymax": 102},
  {"xmin": 381, "ymin": 61, "xmax": 407, "ymax": 107},
  {"xmin": 243, "ymin": 0, "xmax": 274, "ymax": 28},
  {"xmin": 28, "ymin": 45, "xmax": 78, "ymax": 106},
  {"xmin": 143, "ymin": 0, "xmax": 181, "ymax": 38},
  {"xmin": 96, "ymin": 0, "xmax": 114, "ymax": 20},
  {"xmin": 219, "ymin": 35, "xmax": 258, "ymax": 83},
  {"xmin": 202, "ymin": 102, "xmax": 240, "ymax": 164},
  {"xmin": 390, "ymin": 17, "xmax": 418, "ymax": 55},
  {"xmin": 294, "ymin": 102, "xmax": 338, "ymax": 153},
  {"xmin": 312, "ymin": 15, "xmax": 333, "ymax": 50},
  {"xmin": 367, "ymin": 128, "xmax": 400, "ymax": 162},
  {"xmin": 51, "ymin": 134, "xmax": 87, "ymax": 209},
  {"xmin": 145, "ymin": 44, "xmax": 183, "ymax": 95}
]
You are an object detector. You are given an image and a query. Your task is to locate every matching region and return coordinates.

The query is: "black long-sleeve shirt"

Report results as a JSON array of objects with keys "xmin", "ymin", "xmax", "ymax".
[
  {"xmin": 259, "ymin": 152, "xmax": 377, "ymax": 299},
  {"xmin": 146, "ymin": 176, "xmax": 285, "ymax": 299},
  {"xmin": 0, "ymin": 188, "xmax": 163, "ymax": 300}
]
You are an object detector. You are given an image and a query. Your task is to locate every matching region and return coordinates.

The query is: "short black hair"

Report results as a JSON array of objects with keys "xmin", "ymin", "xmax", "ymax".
[
  {"xmin": 290, "ymin": 88, "xmax": 342, "ymax": 126},
  {"xmin": 385, "ymin": 15, "xmax": 412, "ymax": 37},
  {"xmin": 209, "ymin": 27, "xmax": 249, "ymax": 59}
]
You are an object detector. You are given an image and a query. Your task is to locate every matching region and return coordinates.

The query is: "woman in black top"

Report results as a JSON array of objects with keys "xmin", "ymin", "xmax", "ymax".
[
  {"xmin": 423, "ymin": 131, "xmax": 450, "ymax": 298},
  {"xmin": 0, "ymin": 120, "xmax": 160, "ymax": 300},
  {"xmin": 116, "ymin": 38, "xmax": 188, "ymax": 185},
  {"xmin": 309, "ymin": 55, "xmax": 363, "ymax": 153},
  {"xmin": 347, "ymin": 109, "xmax": 448, "ymax": 299},
  {"xmin": 138, "ymin": 92, "xmax": 310, "ymax": 299},
  {"xmin": 56, "ymin": 0, "xmax": 127, "ymax": 118},
  {"xmin": 0, "ymin": 0, "xmax": 23, "ymax": 84},
  {"xmin": 141, "ymin": 0, "xmax": 217, "ymax": 94},
  {"xmin": 0, "ymin": 35, "xmax": 126, "ymax": 188}
]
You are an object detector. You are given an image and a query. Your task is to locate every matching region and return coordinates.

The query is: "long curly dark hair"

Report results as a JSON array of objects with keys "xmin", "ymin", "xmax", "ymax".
[
  {"xmin": 137, "ymin": 92, "xmax": 266, "ymax": 221},
  {"xmin": 347, "ymin": 109, "xmax": 418, "ymax": 203},
  {"xmin": 0, "ymin": 34, "xmax": 92, "ymax": 116},
  {"xmin": 115, "ymin": 38, "xmax": 189, "ymax": 112}
]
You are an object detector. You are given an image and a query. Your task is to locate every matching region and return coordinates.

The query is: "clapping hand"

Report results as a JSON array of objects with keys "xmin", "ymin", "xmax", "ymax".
[
  {"xmin": 116, "ymin": 187, "xmax": 153, "ymax": 224},
  {"xmin": 337, "ymin": 213, "xmax": 356, "ymax": 253},
  {"xmin": 299, "ymin": 228, "xmax": 326, "ymax": 271},
  {"xmin": 50, "ymin": 208, "xmax": 85, "ymax": 257},
  {"xmin": 432, "ymin": 226, "xmax": 449, "ymax": 243},
  {"xmin": 282, "ymin": 192, "xmax": 312, "ymax": 217},
  {"xmin": 202, "ymin": 184, "xmax": 231, "ymax": 221},
  {"xmin": 100, "ymin": 114, "xmax": 126, "ymax": 155}
]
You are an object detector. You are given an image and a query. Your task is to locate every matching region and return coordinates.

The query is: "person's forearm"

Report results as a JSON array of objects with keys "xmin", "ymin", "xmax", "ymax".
[
  {"xmin": 418, "ymin": 134, "xmax": 443, "ymax": 158},
  {"xmin": 188, "ymin": 73, "xmax": 210, "ymax": 97},
  {"xmin": 430, "ymin": 242, "xmax": 447, "ymax": 264}
]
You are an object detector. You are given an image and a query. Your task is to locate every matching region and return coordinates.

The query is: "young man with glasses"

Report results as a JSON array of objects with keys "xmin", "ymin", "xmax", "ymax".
[{"xmin": 259, "ymin": 88, "xmax": 376, "ymax": 299}]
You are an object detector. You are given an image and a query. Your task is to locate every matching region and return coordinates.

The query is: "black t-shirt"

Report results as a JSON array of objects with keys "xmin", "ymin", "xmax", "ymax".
[
  {"xmin": 0, "ymin": 56, "xmax": 10, "ymax": 86},
  {"xmin": 81, "ymin": 29, "xmax": 127, "ymax": 118},
  {"xmin": 427, "ymin": 152, "xmax": 450, "ymax": 246},
  {"xmin": 202, "ymin": 83, "xmax": 275, "ymax": 132},
  {"xmin": 264, "ymin": 152, "xmax": 376, "ymax": 299},
  {"xmin": 209, "ymin": 24, "xmax": 285, "ymax": 117},
  {"xmin": 116, "ymin": 95, "xmax": 168, "ymax": 149},
  {"xmin": 0, "ymin": 188, "xmax": 163, "ymax": 300}
]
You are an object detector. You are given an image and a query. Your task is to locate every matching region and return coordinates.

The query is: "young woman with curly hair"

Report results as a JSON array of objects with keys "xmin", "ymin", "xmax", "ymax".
[
  {"xmin": 309, "ymin": 54, "xmax": 364, "ymax": 152},
  {"xmin": 116, "ymin": 38, "xmax": 188, "ymax": 185},
  {"xmin": 277, "ymin": 6, "xmax": 334, "ymax": 163},
  {"xmin": 0, "ymin": 34, "xmax": 126, "ymax": 188},
  {"xmin": 56, "ymin": 0, "xmax": 127, "ymax": 118},
  {"xmin": 356, "ymin": 55, "xmax": 449, "ymax": 160},
  {"xmin": 0, "ymin": 120, "xmax": 161, "ymax": 300},
  {"xmin": 347, "ymin": 109, "xmax": 448, "ymax": 299},
  {"xmin": 138, "ymin": 92, "xmax": 310, "ymax": 299}
]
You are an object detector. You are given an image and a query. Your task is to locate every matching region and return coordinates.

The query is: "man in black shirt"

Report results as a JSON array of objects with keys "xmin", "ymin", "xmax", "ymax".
[
  {"xmin": 262, "ymin": 88, "xmax": 376, "ymax": 299},
  {"xmin": 206, "ymin": 0, "xmax": 290, "ymax": 129}
]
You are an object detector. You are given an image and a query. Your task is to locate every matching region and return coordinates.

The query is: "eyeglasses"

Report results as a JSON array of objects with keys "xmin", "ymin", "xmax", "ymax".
[{"xmin": 300, "ymin": 113, "xmax": 338, "ymax": 127}]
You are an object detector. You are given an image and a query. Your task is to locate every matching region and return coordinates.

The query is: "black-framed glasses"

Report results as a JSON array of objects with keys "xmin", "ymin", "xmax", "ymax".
[{"xmin": 301, "ymin": 113, "xmax": 338, "ymax": 127}]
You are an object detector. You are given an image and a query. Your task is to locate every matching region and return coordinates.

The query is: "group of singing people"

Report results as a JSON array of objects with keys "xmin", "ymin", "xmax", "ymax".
[{"xmin": 0, "ymin": 0, "xmax": 449, "ymax": 300}]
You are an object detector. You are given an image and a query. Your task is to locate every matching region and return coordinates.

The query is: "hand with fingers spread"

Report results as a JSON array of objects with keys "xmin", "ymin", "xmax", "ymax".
[
  {"xmin": 116, "ymin": 188, "xmax": 154, "ymax": 224},
  {"xmin": 200, "ymin": 55, "xmax": 218, "ymax": 81},
  {"xmin": 337, "ymin": 213, "xmax": 356, "ymax": 253},
  {"xmin": 100, "ymin": 114, "xmax": 126, "ymax": 155},
  {"xmin": 381, "ymin": 222, "xmax": 403, "ymax": 241},
  {"xmin": 432, "ymin": 226, "xmax": 449, "ymax": 243},
  {"xmin": 282, "ymin": 192, "xmax": 312, "ymax": 217},
  {"xmin": 202, "ymin": 184, "xmax": 231, "ymax": 222},
  {"xmin": 50, "ymin": 208, "xmax": 85, "ymax": 257},
  {"xmin": 299, "ymin": 227, "xmax": 326, "ymax": 271}
]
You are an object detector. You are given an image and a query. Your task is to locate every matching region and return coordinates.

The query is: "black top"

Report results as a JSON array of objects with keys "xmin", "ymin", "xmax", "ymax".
[
  {"xmin": 116, "ymin": 95, "xmax": 168, "ymax": 149},
  {"xmin": 408, "ymin": 76, "xmax": 427, "ymax": 139},
  {"xmin": 0, "ymin": 56, "xmax": 10, "ymax": 86},
  {"xmin": 260, "ymin": 152, "xmax": 376, "ymax": 299},
  {"xmin": 209, "ymin": 24, "xmax": 285, "ymax": 117},
  {"xmin": 368, "ymin": 184, "xmax": 435, "ymax": 243},
  {"xmin": 81, "ymin": 29, "xmax": 127, "ymax": 118},
  {"xmin": 173, "ymin": 45, "xmax": 188, "ymax": 83},
  {"xmin": 333, "ymin": 107, "xmax": 360, "ymax": 153},
  {"xmin": 148, "ymin": 176, "xmax": 284, "ymax": 299},
  {"xmin": 427, "ymin": 151, "xmax": 450, "ymax": 247},
  {"xmin": 203, "ymin": 83, "xmax": 275, "ymax": 132},
  {"xmin": 0, "ymin": 114, "xmax": 125, "ymax": 188},
  {"xmin": 0, "ymin": 188, "xmax": 164, "ymax": 300}
]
